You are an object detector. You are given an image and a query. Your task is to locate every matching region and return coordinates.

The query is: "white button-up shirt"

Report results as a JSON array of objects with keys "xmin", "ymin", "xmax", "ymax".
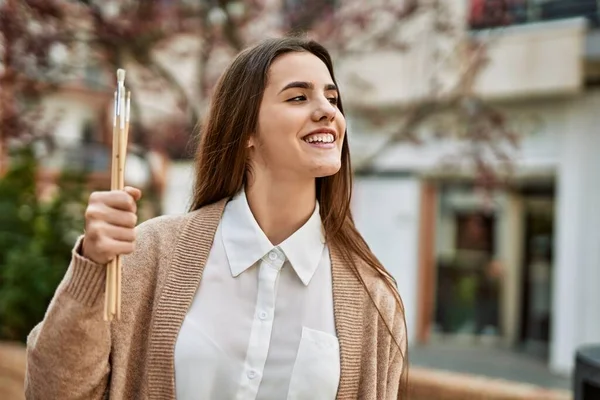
[{"xmin": 174, "ymin": 190, "xmax": 340, "ymax": 400}]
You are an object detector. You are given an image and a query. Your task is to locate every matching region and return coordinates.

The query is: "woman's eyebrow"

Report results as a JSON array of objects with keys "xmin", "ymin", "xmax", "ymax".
[{"xmin": 278, "ymin": 81, "xmax": 338, "ymax": 94}]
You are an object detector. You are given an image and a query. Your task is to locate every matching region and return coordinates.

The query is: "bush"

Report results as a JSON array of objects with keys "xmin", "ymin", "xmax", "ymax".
[{"xmin": 0, "ymin": 145, "xmax": 86, "ymax": 342}]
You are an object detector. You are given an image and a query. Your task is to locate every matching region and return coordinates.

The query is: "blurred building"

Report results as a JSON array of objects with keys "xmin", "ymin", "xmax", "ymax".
[
  {"xmin": 35, "ymin": 66, "xmax": 113, "ymax": 189},
  {"xmin": 32, "ymin": 66, "xmax": 164, "ymax": 211},
  {"xmin": 345, "ymin": 0, "xmax": 600, "ymax": 377},
  {"xmin": 9, "ymin": 24, "xmax": 172, "ymax": 214}
]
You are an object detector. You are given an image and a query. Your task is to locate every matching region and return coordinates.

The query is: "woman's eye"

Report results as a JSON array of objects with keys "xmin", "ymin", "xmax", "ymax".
[
  {"xmin": 328, "ymin": 97, "xmax": 338, "ymax": 105},
  {"xmin": 288, "ymin": 95, "xmax": 306, "ymax": 102}
]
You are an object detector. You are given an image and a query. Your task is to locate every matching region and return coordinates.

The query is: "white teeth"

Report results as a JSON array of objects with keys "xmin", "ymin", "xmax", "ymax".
[{"xmin": 304, "ymin": 133, "xmax": 335, "ymax": 143}]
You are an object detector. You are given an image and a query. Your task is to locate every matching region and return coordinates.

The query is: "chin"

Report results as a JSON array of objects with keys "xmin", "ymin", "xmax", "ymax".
[{"xmin": 311, "ymin": 161, "xmax": 342, "ymax": 178}]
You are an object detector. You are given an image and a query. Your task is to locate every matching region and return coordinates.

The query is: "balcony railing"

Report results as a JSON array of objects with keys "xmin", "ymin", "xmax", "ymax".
[{"xmin": 469, "ymin": 0, "xmax": 600, "ymax": 30}]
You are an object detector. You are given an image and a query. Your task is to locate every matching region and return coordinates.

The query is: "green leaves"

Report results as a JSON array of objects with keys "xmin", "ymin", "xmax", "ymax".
[{"xmin": 0, "ymin": 145, "xmax": 86, "ymax": 342}]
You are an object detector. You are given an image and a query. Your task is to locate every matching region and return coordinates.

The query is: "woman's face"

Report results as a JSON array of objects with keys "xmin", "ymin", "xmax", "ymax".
[{"xmin": 248, "ymin": 51, "xmax": 346, "ymax": 182}]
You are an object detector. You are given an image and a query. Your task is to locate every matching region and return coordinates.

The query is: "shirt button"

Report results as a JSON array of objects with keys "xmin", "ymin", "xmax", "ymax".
[
  {"xmin": 259, "ymin": 311, "xmax": 268, "ymax": 320},
  {"xmin": 268, "ymin": 251, "xmax": 277, "ymax": 261},
  {"xmin": 247, "ymin": 370, "xmax": 257, "ymax": 379}
]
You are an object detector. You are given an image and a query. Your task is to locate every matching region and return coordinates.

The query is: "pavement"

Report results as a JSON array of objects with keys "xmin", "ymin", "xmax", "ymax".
[{"xmin": 408, "ymin": 340, "xmax": 572, "ymax": 391}]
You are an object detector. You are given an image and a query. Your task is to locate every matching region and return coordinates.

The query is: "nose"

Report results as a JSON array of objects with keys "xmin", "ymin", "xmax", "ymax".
[{"xmin": 312, "ymin": 97, "xmax": 336, "ymax": 122}]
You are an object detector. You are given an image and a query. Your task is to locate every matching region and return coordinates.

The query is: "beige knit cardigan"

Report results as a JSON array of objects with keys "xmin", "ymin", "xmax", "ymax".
[{"xmin": 25, "ymin": 199, "xmax": 407, "ymax": 399}]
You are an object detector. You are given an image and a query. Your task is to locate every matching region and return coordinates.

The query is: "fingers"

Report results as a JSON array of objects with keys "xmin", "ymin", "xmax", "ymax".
[
  {"xmin": 83, "ymin": 188, "xmax": 142, "ymax": 264},
  {"xmin": 85, "ymin": 203, "xmax": 137, "ymax": 228},
  {"xmin": 124, "ymin": 186, "xmax": 142, "ymax": 202},
  {"xmin": 99, "ymin": 223, "xmax": 136, "ymax": 242},
  {"xmin": 89, "ymin": 190, "xmax": 137, "ymax": 213}
]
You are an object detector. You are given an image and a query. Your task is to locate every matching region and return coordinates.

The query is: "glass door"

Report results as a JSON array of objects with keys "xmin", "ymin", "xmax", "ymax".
[{"xmin": 434, "ymin": 212, "xmax": 500, "ymax": 336}]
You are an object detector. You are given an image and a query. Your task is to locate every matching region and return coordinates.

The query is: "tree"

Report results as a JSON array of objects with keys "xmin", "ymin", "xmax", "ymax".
[
  {"xmin": 3, "ymin": 0, "xmax": 518, "ymax": 185},
  {"xmin": 0, "ymin": 144, "xmax": 87, "ymax": 342},
  {"xmin": 0, "ymin": 0, "xmax": 76, "ymax": 172},
  {"xmin": 77, "ymin": 0, "xmax": 517, "ymax": 189},
  {"xmin": 345, "ymin": 1, "xmax": 519, "ymax": 192}
]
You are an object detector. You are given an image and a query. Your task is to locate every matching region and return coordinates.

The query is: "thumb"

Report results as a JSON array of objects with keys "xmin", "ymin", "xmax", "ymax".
[{"xmin": 124, "ymin": 186, "xmax": 143, "ymax": 202}]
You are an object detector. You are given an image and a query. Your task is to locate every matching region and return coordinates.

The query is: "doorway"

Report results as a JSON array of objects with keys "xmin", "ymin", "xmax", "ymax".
[{"xmin": 434, "ymin": 211, "xmax": 500, "ymax": 336}]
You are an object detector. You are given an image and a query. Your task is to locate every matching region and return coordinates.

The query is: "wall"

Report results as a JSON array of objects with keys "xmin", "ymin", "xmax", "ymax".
[
  {"xmin": 339, "ymin": 15, "xmax": 586, "ymax": 109},
  {"xmin": 352, "ymin": 176, "xmax": 421, "ymax": 343},
  {"xmin": 473, "ymin": 18, "xmax": 586, "ymax": 100},
  {"xmin": 348, "ymin": 97, "xmax": 563, "ymax": 176},
  {"xmin": 551, "ymin": 90, "xmax": 600, "ymax": 374},
  {"xmin": 162, "ymin": 160, "xmax": 195, "ymax": 215}
]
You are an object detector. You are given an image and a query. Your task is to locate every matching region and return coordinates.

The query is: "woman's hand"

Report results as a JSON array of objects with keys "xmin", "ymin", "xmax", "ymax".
[{"xmin": 82, "ymin": 186, "xmax": 142, "ymax": 265}]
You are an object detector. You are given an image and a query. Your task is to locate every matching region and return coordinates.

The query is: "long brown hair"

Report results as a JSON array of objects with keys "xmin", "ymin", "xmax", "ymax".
[{"xmin": 190, "ymin": 36, "xmax": 407, "ymax": 389}]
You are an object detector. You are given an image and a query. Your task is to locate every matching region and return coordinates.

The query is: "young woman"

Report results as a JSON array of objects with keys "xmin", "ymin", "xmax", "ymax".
[{"xmin": 25, "ymin": 36, "xmax": 408, "ymax": 400}]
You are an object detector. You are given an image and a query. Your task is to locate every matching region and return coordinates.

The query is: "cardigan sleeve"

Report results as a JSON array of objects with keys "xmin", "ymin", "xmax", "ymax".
[
  {"xmin": 24, "ymin": 236, "xmax": 111, "ymax": 400},
  {"xmin": 387, "ymin": 304, "xmax": 408, "ymax": 400},
  {"xmin": 387, "ymin": 342, "xmax": 408, "ymax": 399}
]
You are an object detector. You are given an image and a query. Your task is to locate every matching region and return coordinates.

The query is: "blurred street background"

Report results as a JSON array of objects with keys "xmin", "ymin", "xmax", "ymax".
[{"xmin": 2, "ymin": 0, "xmax": 600, "ymax": 399}]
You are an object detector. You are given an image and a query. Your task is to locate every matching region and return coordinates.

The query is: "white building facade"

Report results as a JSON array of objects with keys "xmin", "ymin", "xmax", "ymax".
[{"xmin": 340, "ymin": 4, "xmax": 600, "ymax": 376}]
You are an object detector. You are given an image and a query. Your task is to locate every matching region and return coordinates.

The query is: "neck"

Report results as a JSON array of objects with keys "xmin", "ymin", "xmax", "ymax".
[{"xmin": 245, "ymin": 175, "xmax": 316, "ymax": 246}]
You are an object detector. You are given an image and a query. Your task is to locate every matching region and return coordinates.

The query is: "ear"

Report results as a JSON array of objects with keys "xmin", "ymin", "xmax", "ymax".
[{"xmin": 247, "ymin": 136, "xmax": 255, "ymax": 149}]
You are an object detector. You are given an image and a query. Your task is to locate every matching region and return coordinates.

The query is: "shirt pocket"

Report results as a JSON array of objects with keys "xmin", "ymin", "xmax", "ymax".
[{"xmin": 286, "ymin": 327, "xmax": 341, "ymax": 400}]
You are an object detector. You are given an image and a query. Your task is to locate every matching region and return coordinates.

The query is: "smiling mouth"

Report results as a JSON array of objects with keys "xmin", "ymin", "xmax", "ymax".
[{"xmin": 302, "ymin": 133, "xmax": 336, "ymax": 144}]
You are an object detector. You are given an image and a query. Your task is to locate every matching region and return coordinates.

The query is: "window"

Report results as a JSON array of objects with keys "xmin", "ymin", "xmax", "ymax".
[{"xmin": 469, "ymin": 0, "xmax": 600, "ymax": 30}]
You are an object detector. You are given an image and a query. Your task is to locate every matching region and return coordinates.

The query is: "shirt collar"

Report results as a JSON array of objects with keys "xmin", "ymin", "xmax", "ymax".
[{"xmin": 221, "ymin": 189, "xmax": 325, "ymax": 286}]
